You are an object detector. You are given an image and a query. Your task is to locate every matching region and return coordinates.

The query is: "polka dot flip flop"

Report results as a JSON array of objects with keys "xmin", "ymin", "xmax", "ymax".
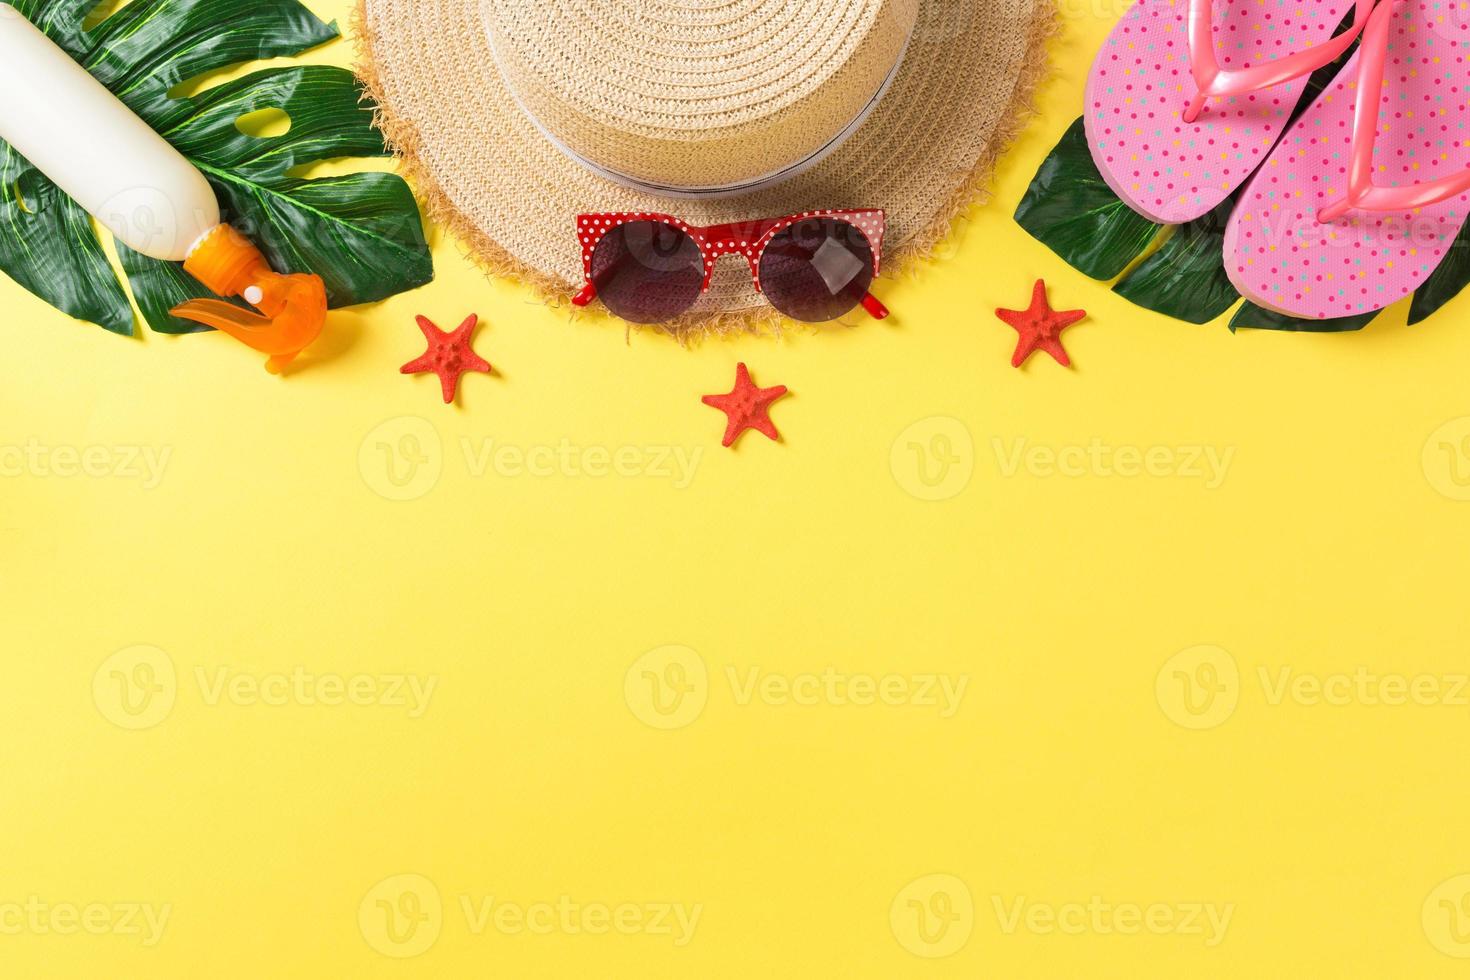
[
  {"xmin": 1224, "ymin": 0, "xmax": 1470, "ymax": 319},
  {"xmin": 1086, "ymin": 0, "xmax": 1377, "ymax": 223}
]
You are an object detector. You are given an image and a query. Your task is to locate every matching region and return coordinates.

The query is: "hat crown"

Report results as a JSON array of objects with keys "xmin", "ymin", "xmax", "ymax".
[{"xmin": 484, "ymin": 0, "xmax": 919, "ymax": 193}]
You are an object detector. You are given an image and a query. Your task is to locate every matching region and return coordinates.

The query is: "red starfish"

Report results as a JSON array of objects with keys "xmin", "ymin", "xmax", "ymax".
[
  {"xmin": 401, "ymin": 314, "xmax": 492, "ymax": 404},
  {"xmin": 702, "ymin": 363, "xmax": 789, "ymax": 448},
  {"xmin": 995, "ymin": 279, "xmax": 1087, "ymax": 368}
]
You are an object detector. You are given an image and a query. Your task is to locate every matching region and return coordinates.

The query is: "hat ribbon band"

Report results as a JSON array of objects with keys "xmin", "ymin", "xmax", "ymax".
[{"xmin": 488, "ymin": 28, "xmax": 914, "ymax": 200}]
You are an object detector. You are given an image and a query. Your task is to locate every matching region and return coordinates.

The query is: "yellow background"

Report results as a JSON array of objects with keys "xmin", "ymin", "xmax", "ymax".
[{"xmin": 5, "ymin": 1, "xmax": 1470, "ymax": 976}]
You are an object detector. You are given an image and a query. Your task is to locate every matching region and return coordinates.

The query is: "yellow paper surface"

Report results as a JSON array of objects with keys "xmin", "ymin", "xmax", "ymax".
[{"xmin": 4, "ymin": 2, "xmax": 1470, "ymax": 976}]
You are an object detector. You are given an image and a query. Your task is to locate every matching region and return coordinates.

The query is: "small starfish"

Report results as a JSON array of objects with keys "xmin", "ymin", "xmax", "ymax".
[
  {"xmin": 995, "ymin": 279, "xmax": 1087, "ymax": 368},
  {"xmin": 401, "ymin": 314, "xmax": 492, "ymax": 404},
  {"xmin": 702, "ymin": 363, "xmax": 789, "ymax": 448}
]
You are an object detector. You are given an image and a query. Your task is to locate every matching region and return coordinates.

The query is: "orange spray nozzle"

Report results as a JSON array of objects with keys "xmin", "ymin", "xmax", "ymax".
[{"xmin": 170, "ymin": 224, "xmax": 327, "ymax": 374}]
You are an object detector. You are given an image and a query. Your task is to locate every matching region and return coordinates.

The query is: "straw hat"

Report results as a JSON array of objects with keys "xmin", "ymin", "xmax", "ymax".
[{"xmin": 355, "ymin": 0, "xmax": 1055, "ymax": 334}]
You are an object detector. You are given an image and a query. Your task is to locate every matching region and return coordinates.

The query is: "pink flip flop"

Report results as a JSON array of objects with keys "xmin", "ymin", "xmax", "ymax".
[
  {"xmin": 1224, "ymin": 0, "xmax": 1470, "ymax": 319},
  {"xmin": 1085, "ymin": 0, "xmax": 1376, "ymax": 223}
]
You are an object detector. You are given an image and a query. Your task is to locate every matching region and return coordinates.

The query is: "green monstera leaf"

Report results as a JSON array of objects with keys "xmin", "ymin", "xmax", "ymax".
[
  {"xmin": 1409, "ymin": 226, "xmax": 1470, "ymax": 325},
  {"xmin": 1, "ymin": 139, "xmax": 134, "ymax": 334},
  {"xmin": 1015, "ymin": 118, "xmax": 1162, "ymax": 281},
  {"xmin": 1229, "ymin": 302, "xmax": 1381, "ymax": 333},
  {"xmin": 1113, "ymin": 197, "xmax": 1241, "ymax": 324},
  {"xmin": 0, "ymin": 0, "xmax": 432, "ymax": 337}
]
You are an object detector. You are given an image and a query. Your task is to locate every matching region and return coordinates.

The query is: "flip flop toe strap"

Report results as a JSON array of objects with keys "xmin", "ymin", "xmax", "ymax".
[
  {"xmin": 1319, "ymin": 0, "xmax": 1470, "ymax": 221},
  {"xmin": 1186, "ymin": 0, "xmax": 1379, "ymax": 122}
]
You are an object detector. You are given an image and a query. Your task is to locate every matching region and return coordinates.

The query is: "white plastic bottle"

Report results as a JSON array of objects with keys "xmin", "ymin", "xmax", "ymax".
[{"xmin": 0, "ymin": 2, "xmax": 220, "ymax": 261}]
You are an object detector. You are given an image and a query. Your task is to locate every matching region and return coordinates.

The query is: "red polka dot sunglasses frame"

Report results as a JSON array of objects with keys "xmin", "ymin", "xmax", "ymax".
[{"xmin": 571, "ymin": 210, "xmax": 890, "ymax": 324}]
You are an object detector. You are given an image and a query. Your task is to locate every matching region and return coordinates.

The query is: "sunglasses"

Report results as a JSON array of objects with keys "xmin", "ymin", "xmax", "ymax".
[{"xmin": 571, "ymin": 210, "xmax": 889, "ymax": 324}]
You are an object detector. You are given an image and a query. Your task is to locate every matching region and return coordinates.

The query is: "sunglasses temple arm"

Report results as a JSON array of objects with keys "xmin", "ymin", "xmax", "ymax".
[{"xmin": 572, "ymin": 283, "xmax": 597, "ymax": 307}]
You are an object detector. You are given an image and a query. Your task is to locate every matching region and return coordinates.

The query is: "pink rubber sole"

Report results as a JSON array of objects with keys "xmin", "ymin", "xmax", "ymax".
[
  {"xmin": 1085, "ymin": 0, "xmax": 1356, "ymax": 224},
  {"xmin": 1224, "ymin": 0, "xmax": 1470, "ymax": 319}
]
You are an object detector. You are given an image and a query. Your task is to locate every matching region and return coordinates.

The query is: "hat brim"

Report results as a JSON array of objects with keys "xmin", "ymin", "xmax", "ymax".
[{"xmin": 355, "ymin": 0, "xmax": 1056, "ymax": 336}]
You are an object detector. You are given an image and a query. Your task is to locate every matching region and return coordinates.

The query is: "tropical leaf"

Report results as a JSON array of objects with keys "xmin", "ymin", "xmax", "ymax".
[
  {"xmin": 1229, "ymin": 302, "xmax": 1381, "ymax": 333},
  {"xmin": 0, "ymin": 0, "xmax": 432, "ymax": 337},
  {"xmin": 0, "ymin": 140, "xmax": 134, "ymax": 334},
  {"xmin": 1113, "ymin": 197, "xmax": 1240, "ymax": 324},
  {"xmin": 1409, "ymin": 225, "xmax": 1470, "ymax": 325},
  {"xmin": 11, "ymin": 0, "xmax": 97, "ymax": 52},
  {"xmin": 77, "ymin": 0, "xmax": 340, "ymax": 119},
  {"xmin": 162, "ymin": 65, "xmax": 431, "ymax": 314},
  {"xmin": 1015, "ymin": 117, "xmax": 1162, "ymax": 280}
]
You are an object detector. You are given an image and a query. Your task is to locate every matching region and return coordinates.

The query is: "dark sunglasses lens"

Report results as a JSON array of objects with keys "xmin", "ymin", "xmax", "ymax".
[
  {"xmin": 758, "ymin": 218, "xmax": 875, "ymax": 322},
  {"xmin": 590, "ymin": 220, "xmax": 704, "ymax": 323}
]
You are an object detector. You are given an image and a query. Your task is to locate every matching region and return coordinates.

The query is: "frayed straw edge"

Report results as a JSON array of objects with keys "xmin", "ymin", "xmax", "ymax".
[
  {"xmin": 352, "ymin": 0, "xmax": 1058, "ymax": 343},
  {"xmin": 885, "ymin": 0, "xmax": 1062, "ymax": 278}
]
